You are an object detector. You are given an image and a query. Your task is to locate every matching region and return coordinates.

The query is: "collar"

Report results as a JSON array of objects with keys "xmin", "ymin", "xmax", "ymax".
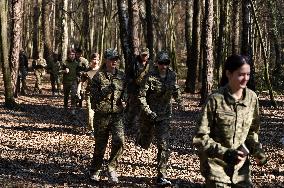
[{"xmin": 223, "ymin": 85, "xmax": 249, "ymax": 107}]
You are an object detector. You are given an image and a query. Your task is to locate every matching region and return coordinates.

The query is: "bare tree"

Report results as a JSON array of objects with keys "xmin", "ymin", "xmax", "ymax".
[
  {"xmin": 185, "ymin": 0, "xmax": 201, "ymax": 93},
  {"xmin": 200, "ymin": 0, "xmax": 214, "ymax": 104},
  {"xmin": 1, "ymin": 0, "xmax": 16, "ymax": 107},
  {"xmin": 61, "ymin": 0, "xmax": 68, "ymax": 61},
  {"xmin": 145, "ymin": 0, "xmax": 154, "ymax": 61},
  {"xmin": 9, "ymin": 0, "xmax": 23, "ymax": 98}
]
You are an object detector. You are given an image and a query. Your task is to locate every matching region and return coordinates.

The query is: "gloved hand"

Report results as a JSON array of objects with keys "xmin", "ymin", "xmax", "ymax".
[
  {"xmin": 255, "ymin": 148, "xmax": 267, "ymax": 166},
  {"xmin": 149, "ymin": 111, "xmax": 157, "ymax": 122},
  {"xmin": 109, "ymin": 83, "xmax": 116, "ymax": 91},
  {"xmin": 223, "ymin": 149, "xmax": 239, "ymax": 165}
]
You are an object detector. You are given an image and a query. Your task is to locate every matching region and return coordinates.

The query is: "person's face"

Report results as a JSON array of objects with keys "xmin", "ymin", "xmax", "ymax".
[
  {"xmin": 157, "ymin": 61, "xmax": 169, "ymax": 74},
  {"xmin": 90, "ymin": 56, "xmax": 100, "ymax": 68},
  {"xmin": 106, "ymin": 57, "xmax": 119, "ymax": 71},
  {"xmin": 69, "ymin": 52, "xmax": 76, "ymax": 61},
  {"xmin": 75, "ymin": 52, "xmax": 82, "ymax": 59},
  {"xmin": 227, "ymin": 63, "xmax": 250, "ymax": 91},
  {"xmin": 141, "ymin": 54, "xmax": 149, "ymax": 62}
]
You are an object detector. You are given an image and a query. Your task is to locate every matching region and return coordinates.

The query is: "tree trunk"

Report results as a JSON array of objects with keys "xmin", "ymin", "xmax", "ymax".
[
  {"xmin": 32, "ymin": 0, "xmax": 40, "ymax": 58},
  {"xmin": 42, "ymin": 0, "xmax": 53, "ymax": 63},
  {"xmin": 231, "ymin": 0, "xmax": 240, "ymax": 54},
  {"xmin": 99, "ymin": 0, "xmax": 106, "ymax": 62},
  {"xmin": 10, "ymin": 0, "xmax": 23, "ymax": 98},
  {"xmin": 128, "ymin": 0, "xmax": 140, "ymax": 56},
  {"xmin": 215, "ymin": 0, "xmax": 228, "ymax": 85},
  {"xmin": 185, "ymin": 0, "xmax": 201, "ymax": 93},
  {"xmin": 200, "ymin": 0, "xmax": 214, "ymax": 104},
  {"xmin": 241, "ymin": 0, "xmax": 255, "ymax": 90},
  {"xmin": 61, "ymin": 0, "xmax": 68, "ymax": 62},
  {"xmin": 82, "ymin": 0, "xmax": 90, "ymax": 56},
  {"xmin": 145, "ymin": 0, "xmax": 154, "ymax": 62},
  {"xmin": 117, "ymin": 0, "xmax": 129, "ymax": 67},
  {"xmin": 185, "ymin": 1, "xmax": 192, "ymax": 74},
  {"xmin": 0, "ymin": 0, "xmax": 16, "ymax": 108}
]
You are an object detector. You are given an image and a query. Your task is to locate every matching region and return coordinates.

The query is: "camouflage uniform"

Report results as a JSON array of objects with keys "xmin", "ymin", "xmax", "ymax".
[
  {"xmin": 137, "ymin": 56, "xmax": 182, "ymax": 179},
  {"xmin": 17, "ymin": 50, "xmax": 29, "ymax": 95},
  {"xmin": 125, "ymin": 48, "xmax": 150, "ymax": 128},
  {"xmin": 62, "ymin": 59, "xmax": 79, "ymax": 108},
  {"xmin": 89, "ymin": 49, "xmax": 126, "ymax": 176},
  {"xmin": 33, "ymin": 57, "xmax": 47, "ymax": 93},
  {"xmin": 193, "ymin": 85, "xmax": 266, "ymax": 187}
]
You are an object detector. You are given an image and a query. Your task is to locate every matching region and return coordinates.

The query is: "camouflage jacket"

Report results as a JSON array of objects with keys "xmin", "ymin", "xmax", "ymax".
[
  {"xmin": 33, "ymin": 58, "xmax": 47, "ymax": 70},
  {"xmin": 138, "ymin": 66, "xmax": 181, "ymax": 121},
  {"xmin": 193, "ymin": 85, "xmax": 262, "ymax": 183},
  {"xmin": 90, "ymin": 67, "xmax": 126, "ymax": 114},
  {"xmin": 77, "ymin": 57, "xmax": 89, "ymax": 73},
  {"xmin": 127, "ymin": 56, "xmax": 150, "ymax": 94},
  {"xmin": 62, "ymin": 59, "xmax": 79, "ymax": 83}
]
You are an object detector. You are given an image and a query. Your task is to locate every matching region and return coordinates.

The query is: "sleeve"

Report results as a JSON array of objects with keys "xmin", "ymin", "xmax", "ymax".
[
  {"xmin": 138, "ymin": 76, "xmax": 153, "ymax": 116},
  {"xmin": 193, "ymin": 96, "xmax": 229, "ymax": 159},
  {"xmin": 245, "ymin": 97, "xmax": 262, "ymax": 155}
]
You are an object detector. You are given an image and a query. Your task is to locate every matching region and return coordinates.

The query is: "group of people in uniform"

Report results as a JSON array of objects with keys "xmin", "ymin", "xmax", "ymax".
[{"xmin": 17, "ymin": 47, "xmax": 267, "ymax": 187}]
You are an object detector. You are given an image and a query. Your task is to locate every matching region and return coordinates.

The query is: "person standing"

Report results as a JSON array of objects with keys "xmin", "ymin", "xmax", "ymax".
[
  {"xmin": 125, "ymin": 47, "xmax": 150, "ymax": 129},
  {"xmin": 75, "ymin": 47, "xmax": 89, "ymax": 107},
  {"xmin": 17, "ymin": 50, "xmax": 29, "ymax": 96},
  {"xmin": 137, "ymin": 51, "xmax": 183, "ymax": 186},
  {"xmin": 32, "ymin": 54, "xmax": 47, "ymax": 94},
  {"xmin": 61, "ymin": 49, "xmax": 79, "ymax": 114},
  {"xmin": 77, "ymin": 53, "xmax": 100, "ymax": 134},
  {"xmin": 193, "ymin": 54, "xmax": 267, "ymax": 187},
  {"xmin": 89, "ymin": 48, "xmax": 126, "ymax": 183},
  {"xmin": 48, "ymin": 53, "xmax": 62, "ymax": 96}
]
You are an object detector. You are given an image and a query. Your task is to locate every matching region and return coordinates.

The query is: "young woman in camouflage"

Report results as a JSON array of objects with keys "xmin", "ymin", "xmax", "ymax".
[
  {"xmin": 89, "ymin": 49, "xmax": 126, "ymax": 184},
  {"xmin": 193, "ymin": 55, "xmax": 267, "ymax": 187}
]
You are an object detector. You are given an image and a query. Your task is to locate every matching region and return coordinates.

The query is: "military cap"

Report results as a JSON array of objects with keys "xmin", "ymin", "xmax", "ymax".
[
  {"xmin": 104, "ymin": 48, "xmax": 119, "ymax": 60},
  {"xmin": 156, "ymin": 51, "xmax": 170, "ymax": 64},
  {"xmin": 140, "ymin": 47, "xmax": 149, "ymax": 55}
]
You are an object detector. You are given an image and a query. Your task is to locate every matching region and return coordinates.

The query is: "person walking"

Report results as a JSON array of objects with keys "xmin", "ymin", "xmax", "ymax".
[
  {"xmin": 125, "ymin": 47, "xmax": 151, "ymax": 130},
  {"xmin": 48, "ymin": 53, "xmax": 62, "ymax": 96},
  {"xmin": 61, "ymin": 49, "xmax": 79, "ymax": 114},
  {"xmin": 193, "ymin": 54, "xmax": 267, "ymax": 187},
  {"xmin": 89, "ymin": 48, "xmax": 126, "ymax": 183},
  {"xmin": 77, "ymin": 53, "xmax": 100, "ymax": 134},
  {"xmin": 137, "ymin": 50, "xmax": 184, "ymax": 186},
  {"xmin": 16, "ymin": 50, "xmax": 29, "ymax": 96},
  {"xmin": 32, "ymin": 54, "xmax": 47, "ymax": 94}
]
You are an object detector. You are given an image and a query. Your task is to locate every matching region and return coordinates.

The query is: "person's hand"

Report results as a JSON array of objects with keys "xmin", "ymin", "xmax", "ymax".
[
  {"xmin": 149, "ymin": 112, "xmax": 157, "ymax": 122},
  {"xmin": 65, "ymin": 68, "xmax": 69, "ymax": 73},
  {"xmin": 109, "ymin": 83, "xmax": 116, "ymax": 91},
  {"xmin": 224, "ymin": 149, "xmax": 245, "ymax": 165},
  {"xmin": 255, "ymin": 149, "xmax": 267, "ymax": 166}
]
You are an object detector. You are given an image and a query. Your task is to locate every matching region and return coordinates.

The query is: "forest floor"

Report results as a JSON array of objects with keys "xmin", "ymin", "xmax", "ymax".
[{"xmin": 0, "ymin": 71, "xmax": 283, "ymax": 188}]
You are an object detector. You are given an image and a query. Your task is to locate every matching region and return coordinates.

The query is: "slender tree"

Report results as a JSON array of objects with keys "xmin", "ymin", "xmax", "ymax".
[
  {"xmin": 10, "ymin": 0, "xmax": 23, "ymax": 98},
  {"xmin": 145, "ymin": 0, "xmax": 154, "ymax": 62},
  {"xmin": 200, "ymin": 0, "xmax": 214, "ymax": 104},
  {"xmin": 1, "ymin": 0, "xmax": 16, "ymax": 107},
  {"xmin": 185, "ymin": 0, "xmax": 201, "ymax": 93},
  {"xmin": 61, "ymin": 0, "xmax": 68, "ymax": 61}
]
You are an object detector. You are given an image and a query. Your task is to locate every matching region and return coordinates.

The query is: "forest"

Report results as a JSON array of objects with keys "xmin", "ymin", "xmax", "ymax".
[{"xmin": 0, "ymin": 0, "xmax": 283, "ymax": 187}]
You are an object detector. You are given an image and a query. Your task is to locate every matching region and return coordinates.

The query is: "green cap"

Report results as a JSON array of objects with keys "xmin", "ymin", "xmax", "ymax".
[
  {"xmin": 104, "ymin": 48, "xmax": 119, "ymax": 60},
  {"xmin": 140, "ymin": 47, "xmax": 149, "ymax": 55}
]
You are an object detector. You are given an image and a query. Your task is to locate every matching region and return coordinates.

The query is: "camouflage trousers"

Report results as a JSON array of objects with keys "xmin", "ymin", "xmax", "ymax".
[
  {"xmin": 90, "ymin": 113, "xmax": 124, "ymax": 173},
  {"xmin": 63, "ymin": 81, "xmax": 78, "ymax": 108},
  {"xmin": 136, "ymin": 113, "xmax": 170, "ymax": 178},
  {"xmin": 34, "ymin": 69, "xmax": 46, "ymax": 93},
  {"xmin": 125, "ymin": 94, "xmax": 141, "ymax": 128},
  {"xmin": 86, "ymin": 95, "xmax": 94, "ymax": 131}
]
